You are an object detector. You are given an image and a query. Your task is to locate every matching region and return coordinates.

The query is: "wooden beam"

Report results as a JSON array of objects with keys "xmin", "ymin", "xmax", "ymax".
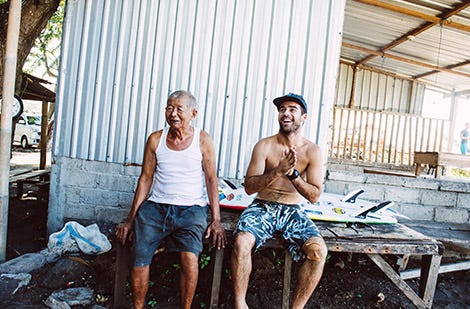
[
  {"xmin": 339, "ymin": 58, "xmax": 459, "ymax": 93},
  {"xmin": 343, "ymin": 42, "xmax": 470, "ymax": 79},
  {"xmin": 354, "ymin": 0, "xmax": 470, "ymax": 33},
  {"xmin": 354, "ymin": 0, "xmax": 470, "ymax": 67},
  {"xmin": 414, "ymin": 60, "xmax": 470, "ymax": 79},
  {"xmin": 400, "ymin": 261, "xmax": 470, "ymax": 280}
]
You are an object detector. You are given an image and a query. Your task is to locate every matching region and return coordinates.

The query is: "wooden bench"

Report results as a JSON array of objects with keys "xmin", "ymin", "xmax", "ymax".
[
  {"xmin": 414, "ymin": 152, "xmax": 470, "ymax": 178},
  {"xmin": 9, "ymin": 169, "xmax": 50, "ymax": 198},
  {"xmin": 114, "ymin": 210, "xmax": 443, "ymax": 309}
]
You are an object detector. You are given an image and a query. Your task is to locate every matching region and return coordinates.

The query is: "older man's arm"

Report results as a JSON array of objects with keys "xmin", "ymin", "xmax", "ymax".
[
  {"xmin": 200, "ymin": 130, "xmax": 226, "ymax": 250},
  {"xmin": 115, "ymin": 131, "xmax": 160, "ymax": 245}
]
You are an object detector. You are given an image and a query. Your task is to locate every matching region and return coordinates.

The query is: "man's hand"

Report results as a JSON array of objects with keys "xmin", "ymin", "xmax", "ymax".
[
  {"xmin": 115, "ymin": 220, "xmax": 133, "ymax": 245},
  {"xmin": 278, "ymin": 146, "xmax": 297, "ymax": 176},
  {"xmin": 205, "ymin": 220, "xmax": 226, "ymax": 250}
]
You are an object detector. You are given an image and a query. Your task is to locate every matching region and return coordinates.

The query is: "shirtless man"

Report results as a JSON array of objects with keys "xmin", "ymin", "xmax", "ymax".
[{"xmin": 231, "ymin": 93, "xmax": 327, "ymax": 309}]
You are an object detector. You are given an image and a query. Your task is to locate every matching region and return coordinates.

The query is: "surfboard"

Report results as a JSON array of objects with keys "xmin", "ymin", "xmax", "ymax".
[
  {"xmin": 217, "ymin": 179, "xmax": 257, "ymax": 210},
  {"xmin": 301, "ymin": 192, "xmax": 398, "ymax": 224},
  {"xmin": 214, "ymin": 179, "xmax": 403, "ymax": 224}
]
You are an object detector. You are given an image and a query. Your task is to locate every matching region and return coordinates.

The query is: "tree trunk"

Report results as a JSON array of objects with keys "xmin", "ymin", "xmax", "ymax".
[{"xmin": 0, "ymin": 0, "xmax": 60, "ymax": 95}]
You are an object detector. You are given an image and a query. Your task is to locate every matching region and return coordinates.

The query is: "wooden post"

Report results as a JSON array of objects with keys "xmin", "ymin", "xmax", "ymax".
[
  {"xmin": 0, "ymin": 0, "xmax": 22, "ymax": 262},
  {"xmin": 40, "ymin": 101, "xmax": 48, "ymax": 169},
  {"xmin": 447, "ymin": 90, "xmax": 457, "ymax": 153}
]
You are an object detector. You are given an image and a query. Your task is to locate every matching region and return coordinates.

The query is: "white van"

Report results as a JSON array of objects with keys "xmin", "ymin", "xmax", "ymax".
[{"xmin": 14, "ymin": 113, "xmax": 42, "ymax": 148}]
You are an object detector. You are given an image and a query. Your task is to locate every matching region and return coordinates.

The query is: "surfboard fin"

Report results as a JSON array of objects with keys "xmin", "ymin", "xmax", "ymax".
[
  {"xmin": 341, "ymin": 189, "xmax": 364, "ymax": 203},
  {"xmin": 354, "ymin": 201, "xmax": 394, "ymax": 219},
  {"xmin": 222, "ymin": 178, "xmax": 238, "ymax": 190}
]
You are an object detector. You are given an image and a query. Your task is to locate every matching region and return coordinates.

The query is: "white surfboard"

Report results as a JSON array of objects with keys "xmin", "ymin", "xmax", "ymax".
[{"xmin": 214, "ymin": 179, "xmax": 403, "ymax": 224}]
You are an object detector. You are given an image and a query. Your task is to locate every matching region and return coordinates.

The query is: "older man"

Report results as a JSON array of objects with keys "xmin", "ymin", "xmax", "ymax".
[
  {"xmin": 231, "ymin": 93, "xmax": 327, "ymax": 309},
  {"xmin": 116, "ymin": 90, "xmax": 226, "ymax": 309}
]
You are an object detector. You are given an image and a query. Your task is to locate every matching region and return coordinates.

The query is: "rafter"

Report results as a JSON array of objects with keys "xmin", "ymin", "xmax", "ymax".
[
  {"xmin": 355, "ymin": 0, "xmax": 470, "ymax": 66},
  {"xmin": 343, "ymin": 42, "xmax": 470, "ymax": 79},
  {"xmin": 414, "ymin": 60, "xmax": 470, "ymax": 79},
  {"xmin": 354, "ymin": 0, "xmax": 470, "ymax": 33}
]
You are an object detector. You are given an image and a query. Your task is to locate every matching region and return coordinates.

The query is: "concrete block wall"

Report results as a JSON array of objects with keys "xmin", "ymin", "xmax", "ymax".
[
  {"xmin": 325, "ymin": 162, "xmax": 470, "ymax": 224},
  {"xmin": 47, "ymin": 157, "xmax": 470, "ymax": 234},
  {"xmin": 47, "ymin": 157, "xmax": 140, "ymax": 234}
]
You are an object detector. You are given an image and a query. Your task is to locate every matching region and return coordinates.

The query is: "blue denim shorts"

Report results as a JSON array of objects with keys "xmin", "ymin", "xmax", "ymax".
[
  {"xmin": 133, "ymin": 200, "xmax": 208, "ymax": 267},
  {"xmin": 234, "ymin": 199, "xmax": 321, "ymax": 262}
]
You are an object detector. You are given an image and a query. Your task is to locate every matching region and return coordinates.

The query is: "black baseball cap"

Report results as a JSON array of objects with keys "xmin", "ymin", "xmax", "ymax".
[{"xmin": 273, "ymin": 93, "xmax": 308, "ymax": 113}]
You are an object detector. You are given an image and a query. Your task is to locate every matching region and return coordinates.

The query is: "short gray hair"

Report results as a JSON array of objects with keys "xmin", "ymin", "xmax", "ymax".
[{"xmin": 168, "ymin": 90, "xmax": 197, "ymax": 110}]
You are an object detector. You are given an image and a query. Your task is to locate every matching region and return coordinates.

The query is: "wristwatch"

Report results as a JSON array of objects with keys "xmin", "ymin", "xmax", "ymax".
[{"xmin": 287, "ymin": 169, "xmax": 300, "ymax": 180}]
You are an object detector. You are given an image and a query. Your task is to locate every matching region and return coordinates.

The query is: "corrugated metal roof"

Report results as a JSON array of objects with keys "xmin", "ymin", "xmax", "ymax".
[{"xmin": 341, "ymin": 0, "xmax": 470, "ymax": 95}]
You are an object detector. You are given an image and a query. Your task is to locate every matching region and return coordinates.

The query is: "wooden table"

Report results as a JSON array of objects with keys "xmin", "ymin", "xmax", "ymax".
[
  {"xmin": 114, "ymin": 210, "xmax": 443, "ymax": 309},
  {"xmin": 9, "ymin": 169, "xmax": 50, "ymax": 198},
  {"xmin": 414, "ymin": 151, "xmax": 470, "ymax": 178}
]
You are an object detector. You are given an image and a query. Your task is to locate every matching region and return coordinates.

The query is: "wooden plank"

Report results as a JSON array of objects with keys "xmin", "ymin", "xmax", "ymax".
[
  {"xmin": 9, "ymin": 169, "xmax": 50, "ymax": 183},
  {"xmin": 210, "ymin": 248, "xmax": 224, "ymax": 308},
  {"xmin": 113, "ymin": 240, "xmax": 130, "ymax": 309},
  {"xmin": 364, "ymin": 168, "xmax": 415, "ymax": 178},
  {"xmin": 367, "ymin": 254, "xmax": 428, "ymax": 309},
  {"xmin": 404, "ymin": 221, "xmax": 470, "ymax": 255},
  {"xmin": 401, "ymin": 260, "xmax": 470, "ymax": 280},
  {"xmin": 282, "ymin": 251, "xmax": 292, "ymax": 309},
  {"xmin": 419, "ymin": 254, "xmax": 442, "ymax": 308},
  {"xmin": 9, "ymin": 168, "xmax": 32, "ymax": 177}
]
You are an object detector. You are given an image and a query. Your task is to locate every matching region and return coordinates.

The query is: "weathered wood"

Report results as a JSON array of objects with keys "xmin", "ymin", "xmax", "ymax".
[
  {"xmin": 113, "ymin": 240, "xmax": 130, "ymax": 309},
  {"xmin": 282, "ymin": 251, "xmax": 292, "ymax": 309},
  {"xmin": 404, "ymin": 220, "xmax": 470, "ymax": 255},
  {"xmin": 419, "ymin": 254, "xmax": 442, "ymax": 308},
  {"xmin": 367, "ymin": 254, "xmax": 428, "ymax": 309},
  {"xmin": 9, "ymin": 168, "xmax": 32, "ymax": 177},
  {"xmin": 414, "ymin": 152, "xmax": 470, "ymax": 178},
  {"xmin": 9, "ymin": 169, "xmax": 50, "ymax": 197},
  {"xmin": 8, "ymin": 169, "xmax": 50, "ymax": 183},
  {"xmin": 210, "ymin": 248, "xmax": 224, "ymax": 308},
  {"xmin": 400, "ymin": 260, "xmax": 470, "ymax": 280},
  {"xmin": 363, "ymin": 168, "xmax": 415, "ymax": 178}
]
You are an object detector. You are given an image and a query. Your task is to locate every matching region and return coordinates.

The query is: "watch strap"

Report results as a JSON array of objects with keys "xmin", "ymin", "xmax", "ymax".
[{"xmin": 287, "ymin": 169, "xmax": 300, "ymax": 180}]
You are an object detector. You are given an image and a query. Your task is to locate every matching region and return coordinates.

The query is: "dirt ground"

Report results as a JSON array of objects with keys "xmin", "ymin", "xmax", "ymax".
[{"xmin": 3, "ymin": 148, "xmax": 470, "ymax": 308}]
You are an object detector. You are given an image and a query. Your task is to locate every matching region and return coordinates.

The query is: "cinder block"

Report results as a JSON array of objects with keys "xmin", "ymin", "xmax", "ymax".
[
  {"xmin": 365, "ymin": 174, "xmax": 404, "ymax": 186},
  {"xmin": 77, "ymin": 188, "xmax": 120, "ymax": 206},
  {"xmin": 82, "ymin": 160, "xmax": 122, "ymax": 175},
  {"xmin": 96, "ymin": 206, "xmax": 129, "ymax": 224},
  {"xmin": 64, "ymin": 203, "xmax": 96, "ymax": 220},
  {"xmin": 402, "ymin": 178, "xmax": 439, "ymax": 190},
  {"xmin": 98, "ymin": 174, "xmax": 136, "ymax": 192},
  {"xmin": 64, "ymin": 170, "xmax": 100, "ymax": 188},
  {"xmin": 421, "ymin": 191, "xmax": 457, "ymax": 206},
  {"xmin": 347, "ymin": 183, "xmax": 385, "ymax": 202},
  {"xmin": 327, "ymin": 170, "xmax": 365, "ymax": 183},
  {"xmin": 122, "ymin": 165, "xmax": 142, "ymax": 177},
  {"xmin": 118, "ymin": 192, "xmax": 135, "ymax": 206},
  {"xmin": 456, "ymin": 193, "xmax": 470, "ymax": 209},
  {"xmin": 395, "ymin": 203, "xmax": 434, "ymax": 221},
  {"xmin": 434, "ymin": 207, "xmax": 470, "ymax": 224},
  {"xmin": 323, "ymin": 181, "xmax": 348, "ymax": 195},
  {"xmin": 440, "ymin": 181, "xmax": 470, "ymax": 193},
  {"xmin": 385, "ymin": 187, "xmax": 420, "ymax": 204},
  {"xmin": 62, "ymin": 157, "xmax": 85, "ymax": 171},
  {"xmin": 64, "ymin": 188, "xmax": 81, "ymax": 204}
]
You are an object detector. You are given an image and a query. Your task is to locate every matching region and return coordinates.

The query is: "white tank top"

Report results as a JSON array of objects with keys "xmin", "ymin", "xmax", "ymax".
[{"xmin": 148, "ymin": 127, "xmax": 206, "ymax": 206}]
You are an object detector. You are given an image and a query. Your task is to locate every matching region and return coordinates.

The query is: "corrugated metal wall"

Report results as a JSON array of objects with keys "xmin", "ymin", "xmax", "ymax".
[
  {"xmin": 54, "ymin": 0, "xmax": 346, "ymax": 179},
  {"xmin": 335, "ymin": 63, "xmax": 426, "ymax": 114}
]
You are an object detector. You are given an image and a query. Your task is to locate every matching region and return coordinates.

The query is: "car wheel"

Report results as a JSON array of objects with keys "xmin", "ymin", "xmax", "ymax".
[{"xmin": 21, "ymin": 136, "xmax": 29, "ymax": 149}]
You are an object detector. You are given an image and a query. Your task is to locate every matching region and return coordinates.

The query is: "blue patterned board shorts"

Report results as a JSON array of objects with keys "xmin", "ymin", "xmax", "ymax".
[
  {"xmin": 234, "ymin": 199, "xmax": 322, "ymax": 262},
  {"xmin": 133, "ymin": 200, "xmax": 208, "ymax": 267}
]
